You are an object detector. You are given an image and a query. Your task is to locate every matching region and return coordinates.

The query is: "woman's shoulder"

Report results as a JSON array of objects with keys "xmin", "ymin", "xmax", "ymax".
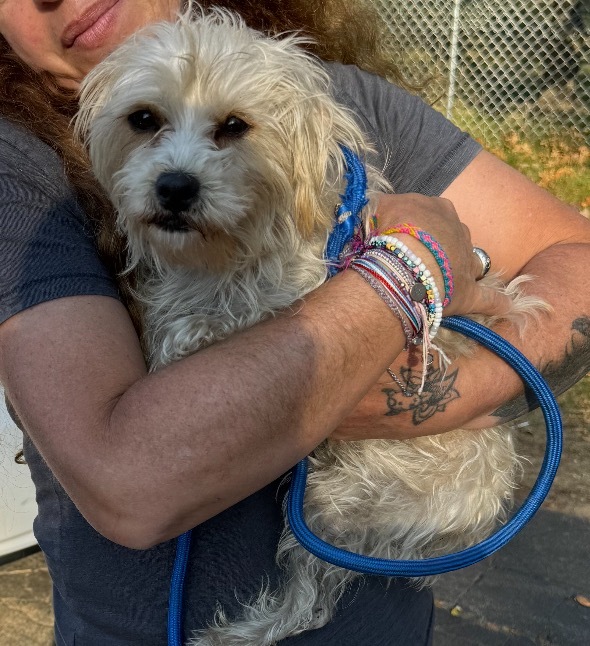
[
  {"xmin": 0, "ymin": 117, "xmax": 119, "ymax": 327},
  {"xmin": 0, "ymin": 117, "xmax": 60, "ymax": 167},
  {"xmin": 321, "ymin": 62, "xmax": 482, "ymax": 196},
  {"xmin": 0, "ymin": 117, "xmax": 68, "ymax": 192},
  {"xmin": 321, "ymin": 60, "xmax": 428, "ymax": 142},
  {"xmin": 322, "ymin": 61, "xmax": 411, "ymax": 105},
  {"xmin": 0, "ymin": 117, "xmax": 87, "ymax": 232}
]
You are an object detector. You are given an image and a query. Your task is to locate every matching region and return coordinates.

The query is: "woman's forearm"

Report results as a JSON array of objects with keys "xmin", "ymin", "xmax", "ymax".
[
  {"xmin": 335, "ymin": 242, "xmax": 590, "ymax": 439},
  {"xmin": 467, "ymin": 242, "xmax": 590, "ymax": 428},
  {"xmin": 99, "ymin": 270, "xmax": 407, "ymax": 546}
]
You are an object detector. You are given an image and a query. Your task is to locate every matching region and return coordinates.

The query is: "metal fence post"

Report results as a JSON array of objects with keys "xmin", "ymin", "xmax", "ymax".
[
  {"xmin": 446, "ymin": 0, "xmax": 462, "ymax": 120},
  {"xmin": 372, "ymin": 0, "xmax": 588, "ymax": 145}
]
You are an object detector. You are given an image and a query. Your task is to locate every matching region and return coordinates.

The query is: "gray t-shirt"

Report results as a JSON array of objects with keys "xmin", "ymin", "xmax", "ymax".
[
  {"xmin": 0, "ymin": 63, "xmax": 481, "ymax": 645},
  {"xmin": 0, "ymin": 122, "xmax": 119, "ymax": 325}
]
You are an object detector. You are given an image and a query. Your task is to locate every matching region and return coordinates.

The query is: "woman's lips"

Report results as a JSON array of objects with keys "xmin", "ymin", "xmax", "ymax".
[{"xmin": 61, "ymin": 0, "xmax": 122, "ymax": 49}]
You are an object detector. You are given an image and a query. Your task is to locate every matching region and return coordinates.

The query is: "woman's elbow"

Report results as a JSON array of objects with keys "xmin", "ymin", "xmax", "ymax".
[{"xmin": 78, "ymin": 493, "xmax": 184, "ymax": 550}]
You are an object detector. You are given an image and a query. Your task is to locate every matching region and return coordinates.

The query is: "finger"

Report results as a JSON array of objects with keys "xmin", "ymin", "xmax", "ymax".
[
  {"xmin": 473, "ymin": 244, "xmax": 496, "ymax": 281},
  {"xmin": 461, "ymin": 222, "xmax": 473, "ymax": 241}
]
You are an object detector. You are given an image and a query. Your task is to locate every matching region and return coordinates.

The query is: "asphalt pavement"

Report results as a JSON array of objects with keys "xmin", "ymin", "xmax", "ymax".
[
  {"xmin": 2, "ymin": 507, "xmax": 589, "ymax": 645},
  {"xmin": 433, "ymin": 507, "xmax": 590, "ymax": 645}
]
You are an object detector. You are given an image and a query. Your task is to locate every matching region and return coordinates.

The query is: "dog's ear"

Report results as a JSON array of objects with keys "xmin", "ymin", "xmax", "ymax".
[
  {"xmin": 290, "ymin": 123, "xmax": 330, "ymax": 239},
  {"xmin": 285, "ymin": 94, "xmax": 363, "ymax": 240}
]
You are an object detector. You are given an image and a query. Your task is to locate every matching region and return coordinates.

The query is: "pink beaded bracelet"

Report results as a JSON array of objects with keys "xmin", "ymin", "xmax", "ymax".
[{"xmin": 382, "ymin": 223, "xmax": 454, "ymax": 308}]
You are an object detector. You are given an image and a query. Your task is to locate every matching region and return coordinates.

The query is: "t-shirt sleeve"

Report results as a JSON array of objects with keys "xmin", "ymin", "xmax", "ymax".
[
  {"xmin": 0, "ymin": 124, "xmax": 120, "ymax": 325},
  {"xmin": 324, "ymin": 62, "xmax": 482, "ymax": 196}
]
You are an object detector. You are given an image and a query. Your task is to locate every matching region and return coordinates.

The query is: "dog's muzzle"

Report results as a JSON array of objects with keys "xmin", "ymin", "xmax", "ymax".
[{"xmin": 151, "ymin": 172, "xmax": 200, "ymax": 232}]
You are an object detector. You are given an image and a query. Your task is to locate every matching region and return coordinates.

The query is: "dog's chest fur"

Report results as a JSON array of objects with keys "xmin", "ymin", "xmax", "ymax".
[{"xmin": 141, "ymin": 235, "xmax": 330, "ymax": 369}]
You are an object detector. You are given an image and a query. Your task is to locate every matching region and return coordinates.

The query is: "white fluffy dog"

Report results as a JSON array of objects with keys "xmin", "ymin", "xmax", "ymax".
[{"xmin": 75, "ymin": 6, "xmax": 544, "ymax": 644}]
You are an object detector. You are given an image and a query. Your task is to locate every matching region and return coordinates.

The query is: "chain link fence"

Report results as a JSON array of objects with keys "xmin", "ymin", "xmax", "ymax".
[{"xmin": 373, "ymin": 0, "xmax": 590, "ymax": 146}]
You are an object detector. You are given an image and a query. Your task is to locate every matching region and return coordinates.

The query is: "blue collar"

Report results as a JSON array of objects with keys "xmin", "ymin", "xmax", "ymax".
[{"xmin": 325, "ymin": 146, "xmax": 368, "ymax": 276}]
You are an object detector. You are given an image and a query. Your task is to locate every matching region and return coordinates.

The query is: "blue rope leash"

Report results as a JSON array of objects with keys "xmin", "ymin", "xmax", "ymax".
[
  {"xmin": 325, "ymin": 145, "xmax": 368, "ymax": 276},
  {"xmin": 168, "ymin": 322, "xmax": 563, "ymax": 644},
  {"xmin": 167, "ymin": 146, "xmax": 563, "ymax": 643},
  {"xmin": 290, "ymin": 146, "xmax": 562, "ymax": 576},
  {"xmin": 287, "ymin": 316, "xmax": 562, "ymax": 576},
  {"xmin": 168, "ymin": 529, "xmax": 192, "ymax": 646}
]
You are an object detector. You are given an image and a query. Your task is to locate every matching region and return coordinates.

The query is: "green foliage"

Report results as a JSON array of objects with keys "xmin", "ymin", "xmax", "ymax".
[
  {"xmin": 487, "ymin": 132, "xmax": 590, "ymax": 210},
  {"xmin": 426, "ymin": 103, "xmax": 589, "ymax": 210}
]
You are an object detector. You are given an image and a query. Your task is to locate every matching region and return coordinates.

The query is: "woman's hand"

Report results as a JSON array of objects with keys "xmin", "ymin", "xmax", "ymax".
[
  {"xmin": 373, "ymin": 193, "xmax": 512, "ymax": 319},
  {"xmin": 327, "ymin": 192, "xmax": 516, "ymax": 443}
]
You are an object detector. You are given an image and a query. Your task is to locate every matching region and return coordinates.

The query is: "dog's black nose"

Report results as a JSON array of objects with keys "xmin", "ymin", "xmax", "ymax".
[{"xmin": 155, "ymin": 172, "xmax": 200, "ymax": 214}]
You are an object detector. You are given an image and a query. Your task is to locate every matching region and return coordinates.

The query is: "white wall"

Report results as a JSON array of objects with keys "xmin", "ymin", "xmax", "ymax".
[{"xmin": 0, "ymin": 386, "xmax": 37, "ymax": 558}]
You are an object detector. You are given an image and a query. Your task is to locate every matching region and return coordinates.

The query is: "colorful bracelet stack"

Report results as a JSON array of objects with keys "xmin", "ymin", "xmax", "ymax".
[
  {"xmin": 382, "ymin": 223, "xmax": 454, "ymax": 308},
  {"xmin": 340, "ymin": 220, "xmax": 453, "ymax": 343},
  {"xmin": 343, "ymin": 224, "xmax": 453, "ymax": 393},
  {"xmin": 367, "ymin": 234, "xmax": 443, "ymax": 340},
  {"xmin": 349, "ymin": 249, "xmax": 425, "ymax": 346}
]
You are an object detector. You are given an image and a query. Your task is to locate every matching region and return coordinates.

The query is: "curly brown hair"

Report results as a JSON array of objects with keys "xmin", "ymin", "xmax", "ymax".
[
  {"xmin": 1, "ymin": 0, "xmax": 407, "ymax": 330},
  {"xmin": 197, "ymin": 0, "xmax": 408, "ymax": 83}
]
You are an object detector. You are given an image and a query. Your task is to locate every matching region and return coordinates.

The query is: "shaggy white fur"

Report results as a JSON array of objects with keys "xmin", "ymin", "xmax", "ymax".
[{"xmin": 75, "ymin": 5, "xmax": 547, "ymax": 644}]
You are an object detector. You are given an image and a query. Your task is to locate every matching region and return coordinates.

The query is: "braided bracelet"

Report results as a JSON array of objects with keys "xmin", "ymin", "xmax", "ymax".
[
  {"xmin": 350, "ymin": 255, "xmax": 424, "ymax": 341},
  {"xmin": 362, "ymin": 248, "xmax": 420, "ymax": 304},
  {"xmin": 382, "ymin": 224, "xmax": 454, "ymax": 308},
  {"xmin": 349, "ymin": 263, "xmax": 418, "ymax": 345},
  {"xmin": 367, "ymin": 235, "xmax": 443, "ymax": 340},
  {"xmin": 348, "ymin": 247, "xmax": 436, "ymax": 393},
  {"xmin": 346, "ymin": 236, "xmax": 448, "ymax": 391}
]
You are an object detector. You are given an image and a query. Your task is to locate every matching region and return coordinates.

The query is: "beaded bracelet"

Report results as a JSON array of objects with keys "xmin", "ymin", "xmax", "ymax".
[
  {"xmin": 364, "ymin": 247, "xmax": 426, "ymax": 305},
  {"xmin": 367, "ymin": 235, "xmax": 443, "ymax": 340},
  {"xmin": 382, "ymin": 224, "xmax": 454, "ymax": 308},
  {"xmin": 346, "ymin": 236, "xmax": 447, "ymax": 392},
  {"xmin": 360, "ymin": 249, "xmax": 427, "ymax": 323},
  {"xmin": 344, "ymin": 234, "xmax": 443, "ymax": 341},
  {"xmin": 348, "ymin": 251, "xmax": 434, "ymax": 393}
]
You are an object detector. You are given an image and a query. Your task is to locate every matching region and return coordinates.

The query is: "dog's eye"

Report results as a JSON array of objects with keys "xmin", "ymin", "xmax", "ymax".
[
  {"xmin": 215, "ymin": 115, "xmax": 250, "ymax": 140},
  {"xmin": 127, "ymin": 109, "xmax": 161, "ymax": 133}
]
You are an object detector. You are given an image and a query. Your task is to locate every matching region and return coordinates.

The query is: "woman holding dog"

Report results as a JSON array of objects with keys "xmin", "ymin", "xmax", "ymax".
[{"xmin": 0, "ymin": 1, "xmax": 588, "ymax": 645}]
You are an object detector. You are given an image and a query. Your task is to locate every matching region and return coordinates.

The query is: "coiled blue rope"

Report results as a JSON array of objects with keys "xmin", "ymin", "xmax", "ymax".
[
  {"xmin": 167, "ymin": 147, "xmax": 562, "ymax": 643},
  {"xmin": 168, "ymin": 529, "xmax": 192, "ymax": 646},
  {"xmin": 286, "ymin": 316, "xmax": 562, "ymax": 576}
]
